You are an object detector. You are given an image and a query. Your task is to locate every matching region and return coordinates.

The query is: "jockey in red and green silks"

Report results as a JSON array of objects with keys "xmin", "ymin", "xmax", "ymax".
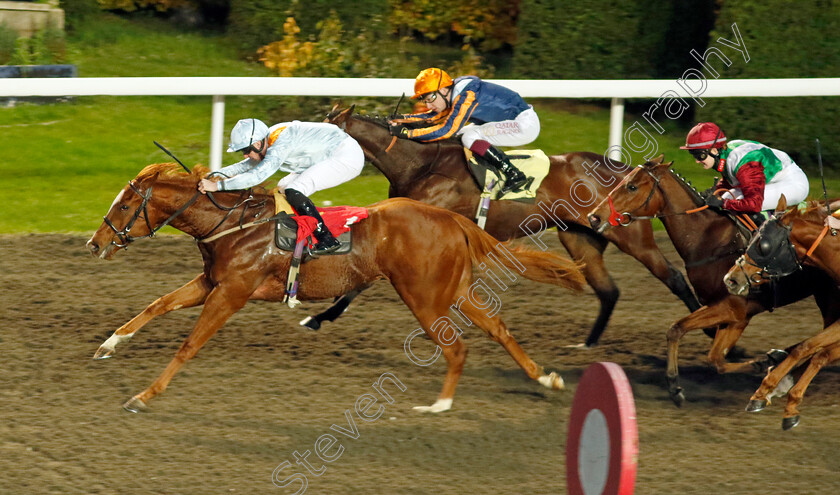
[{"xmin": 681, "ymin": 122, "xmax": 809, "ymax": 213}]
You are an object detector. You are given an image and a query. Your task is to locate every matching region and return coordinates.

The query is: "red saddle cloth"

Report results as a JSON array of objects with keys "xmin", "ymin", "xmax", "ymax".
[{"xmin": 292, "ymin": 206, "xmax": 369, "ymax": 246}]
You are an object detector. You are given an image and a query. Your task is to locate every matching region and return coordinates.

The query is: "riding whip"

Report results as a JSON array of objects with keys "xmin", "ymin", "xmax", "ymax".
[
  {"xmin": 154, "ymin": 141, "xmax": 192, "ymax": 174},
  {"xmin": 390, "ymin": 92, "xmax": 406, "ymax": 119}
]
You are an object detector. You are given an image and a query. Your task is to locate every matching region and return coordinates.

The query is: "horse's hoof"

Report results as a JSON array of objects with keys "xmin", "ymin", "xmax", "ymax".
[
  {"xmin": 538, "ymin": 372, "xmax": 564, "ymax": 390},
  {"xmin": 563, "ymin": 342, "xmax": 594, "ymax": 350},
  {"xmin": 745, "ymin": 399, "xmax": 768, "ymax": 413},
  {"xmin": 93, "ymin": 346, "xmax": 114, "ymax": 360},
  {"xmin": 669, "ymin": 387, "xmax": 685, "ymax": 407},
  {"xmin": 412, "ymin": 398, "xmax": 452, "ymax": 413},
  {"xmin": 782, "ymin": 415, "xmax": 800, "ymax": 430},
  {"xmin": 299, "ymin": 316, "xmax": 321, "ymax": 331},
  {"xmin": 122, "ymin": 396, "xmax": 148, "ymax": 413}
]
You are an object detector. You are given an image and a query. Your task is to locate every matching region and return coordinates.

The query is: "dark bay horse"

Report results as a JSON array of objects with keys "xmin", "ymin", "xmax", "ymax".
[
  {"xmin": 587, "ymin": 157, "xmax": 840, "ymax": 406},
  {"xmin": 724, "ymin": 197, "xmax": 840, "ymax": 429},
  {"xmin": 309, "ymin": 106, "xmax": 700, "ymax": 347},
  {"xmin": 86, "ymin": 163, "xmax": 585, "ymax": 413}
]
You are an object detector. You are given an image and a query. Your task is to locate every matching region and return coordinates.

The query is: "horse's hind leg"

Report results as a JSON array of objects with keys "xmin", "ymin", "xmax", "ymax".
[
  {"xmin": 782, "ymin": 343, "xmax": 840, "ymax": 430},
  {"xmin": 94, "ymin": 274, "xmax": 213, "ymax": 360},
  {"xmin": 557, "ymin": 231, "xmax": 617, "ymax": 347},
  {"xmin": 299, "ymin": 288, "xmax": 364, "ymax": 330},
  {"xmin": 457, "ymin": 292, "xmax": 564, "ymax": 390}
]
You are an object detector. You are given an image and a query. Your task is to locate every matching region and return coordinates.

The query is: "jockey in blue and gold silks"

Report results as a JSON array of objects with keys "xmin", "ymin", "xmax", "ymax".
[{"xmin": 389, "ymin": 68, "xmax": 541, "ymax": 195}]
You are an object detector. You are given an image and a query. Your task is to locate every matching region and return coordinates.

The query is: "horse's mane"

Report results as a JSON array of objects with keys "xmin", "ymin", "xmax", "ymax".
[
  {"xmin": 347, "ymin": 112, "xmax": 465, "ymax": 147},
  {"xmin": 640, "ymin": 159, "xmax": 704, "ymax": 205},
  {"xmin": 665, "ymin": 168, "xmax": 705, "ymax": 204},
  {"xmin": 353, "ymin": 113, "xmax": 391, "ymax": 128},
  {"xmin": 787, "ymin": 200, "xmax": 833, "ymax": 222},
  {"xmin": 137, "ymin": 162, "xmax": 208, "ymax": 181}
]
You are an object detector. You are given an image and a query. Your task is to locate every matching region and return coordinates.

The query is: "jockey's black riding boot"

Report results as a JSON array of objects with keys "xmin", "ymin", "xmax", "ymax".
[
  {"xmin": 285, "ymin": 188, "xmax": 341, "ymax": 255},
  {"xmin": 483, "ymin": 145, "xmax": 528, "ymax": 194}
]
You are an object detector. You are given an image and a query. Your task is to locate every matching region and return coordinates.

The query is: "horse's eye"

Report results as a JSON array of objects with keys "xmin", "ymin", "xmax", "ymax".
[
  {"xmin": 120, "ymin": 205, "xmax": 129, "ymax": 211},
  {"xmin": 628, "ymin": 184, "xmax": 638, "ymax": 192}
]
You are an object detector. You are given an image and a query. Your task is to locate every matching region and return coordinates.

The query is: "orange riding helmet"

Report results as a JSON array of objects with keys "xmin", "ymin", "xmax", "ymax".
[{"xmin": 412, "ymin": 68, "xmax": 453, "ymax": 99}]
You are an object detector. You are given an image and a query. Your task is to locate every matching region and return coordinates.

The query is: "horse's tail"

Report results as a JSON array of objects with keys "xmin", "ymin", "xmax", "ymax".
[{"xmin": 447, "ymin": 212, "xmax": 586, "ymax": 292}]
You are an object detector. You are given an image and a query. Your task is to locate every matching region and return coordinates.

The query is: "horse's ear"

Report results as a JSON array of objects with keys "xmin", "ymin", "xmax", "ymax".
[
  {"xmin": 775, "ymin": 194, "xmax": 788, "ymax": 214},
  {"xmin": 330, "ymin": 101, "xmax": 342, "ymax": 113},
  {"xmin": 348, "ymin": 104, "xmax": 355, "ymax": 116},
  {"xmin": 651, "ymin": 154, "xmax": 665, "ymax": 165}
]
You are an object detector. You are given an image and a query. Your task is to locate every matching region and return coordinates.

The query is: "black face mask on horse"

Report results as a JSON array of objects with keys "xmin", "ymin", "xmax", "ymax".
[{"xmin": 743, "ymin": 217, "xmax": 801, "ymax": 279}]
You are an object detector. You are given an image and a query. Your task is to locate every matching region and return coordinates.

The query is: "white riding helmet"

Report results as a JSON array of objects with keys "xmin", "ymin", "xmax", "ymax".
[{"xmin": 227, "ymin": 118, "xmax": 269, "ymax": 152}]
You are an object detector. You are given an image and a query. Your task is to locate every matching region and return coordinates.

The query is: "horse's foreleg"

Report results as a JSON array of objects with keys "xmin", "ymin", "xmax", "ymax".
[
  {"xmin": 557, "ymin": 231, "xmax": 617, "ymax": 347},
  {"xmin": 605, "ymin": 223, "xmax": 701, "ymax": 313},
  {"xmin": 122, "ymin": 280, "xmax": 254, "ymax": 412},
  {"xmin": 299, "ymin": 288, "xmax": 364, "ymax": 330},
  {"xmin": 782, "ymin": 343, "xmax": 840, "ymax": 430},
  {"xmin": 748, "ymin": 322, "xmax": 840, "ymax": 412},
  {"xmin": 94, "ymin": 274, "xmax": 213, "ymax": 360},
  {"xmin": 666, "ymin": 298, "xmax": 747, "ymax": 406},
  {"xmin": 707, "ymin": 319, "xmax": 755, "ymax": 374}
]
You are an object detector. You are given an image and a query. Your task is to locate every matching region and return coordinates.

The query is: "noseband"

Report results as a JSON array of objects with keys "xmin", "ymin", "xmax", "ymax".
[{"xmin": 606, "ymin": 166, "xmax": 660, "ymax": 226}]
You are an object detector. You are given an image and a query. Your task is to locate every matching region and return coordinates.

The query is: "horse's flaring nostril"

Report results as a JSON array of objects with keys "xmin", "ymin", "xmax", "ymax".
[{"xmin": 588, "ymin": 214, "xmax": 601, "ymax": 229}]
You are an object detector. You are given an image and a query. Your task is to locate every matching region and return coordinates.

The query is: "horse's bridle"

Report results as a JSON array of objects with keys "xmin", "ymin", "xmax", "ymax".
[
  {"xmin": 735, "ymin": 216, "xmax": 836, "ymax": 284},
  {"xmin": 104, "ymin": 180, "xmax": 201, "ymax": 248},
  {"xmin": 604, "ymin": 166, "xmax": 711, "ymax": 227},
  {"xmin": 605, "ymin": 166, "xmax": 661, "ymax": 227},
  {"xmin": 104, "ymin": 177, "xmax": 262, "ymax": 249}
]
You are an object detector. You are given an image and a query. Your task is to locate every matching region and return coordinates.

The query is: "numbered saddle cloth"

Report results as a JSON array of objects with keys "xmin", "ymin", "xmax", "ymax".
[{"xmin": 464, "ymin": 148, "xmax": 551, "ymax": 202}]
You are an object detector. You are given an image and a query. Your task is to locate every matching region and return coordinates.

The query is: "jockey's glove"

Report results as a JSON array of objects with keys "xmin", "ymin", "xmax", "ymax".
[
  {"xmin": 389, "ymin": 124, "xmax": 410, "ymax": 138},
  {"xmin": 705, "ymin": 194, "xmax": 724, "ymax": 210}
]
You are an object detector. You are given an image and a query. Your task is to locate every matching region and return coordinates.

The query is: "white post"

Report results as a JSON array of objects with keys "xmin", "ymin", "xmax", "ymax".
[
  {"xmin": 210, "ymin": 95, "xmax": 225, "ymax": 171},
  {"xmin": 608, "ymin": 97, "xmax": 625, "ymax": 161}
]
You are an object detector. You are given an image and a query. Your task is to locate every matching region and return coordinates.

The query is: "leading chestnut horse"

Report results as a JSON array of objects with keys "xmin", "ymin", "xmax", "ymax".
[
  {"xmin": 309, "ymin": 106, "xmax": 700, "ymax": 348},
  {"xmin": 86, "ymin": 163, "xmax": 585, "ymax": 413},
  {"xmin": 587, "ymin": 157, "xmax": 840, "ymax": 406},
  {"xmin": 724, "ymin": 197, "xmax": 840, "ymax": 429}
]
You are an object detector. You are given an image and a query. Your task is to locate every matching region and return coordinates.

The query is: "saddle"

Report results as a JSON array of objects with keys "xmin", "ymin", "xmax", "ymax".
[
  {"xmin": 464, "ymin": 148, "xmax": 550, "ymax": 202},
  {"xmin": 272, "ymin": 190, "xmax": 365, "ymax": 258}
]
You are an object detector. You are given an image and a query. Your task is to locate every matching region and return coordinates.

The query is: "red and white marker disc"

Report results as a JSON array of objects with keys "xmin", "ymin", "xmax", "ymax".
[{"xmin": 566, "ymin": 362, "xmax": 638, "ymax": 495}]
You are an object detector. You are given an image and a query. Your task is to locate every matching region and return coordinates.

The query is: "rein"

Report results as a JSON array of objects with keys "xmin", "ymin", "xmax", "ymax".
[{"xmin": 605, "ymin": 167, "xmax": 713, "ymax": 226}]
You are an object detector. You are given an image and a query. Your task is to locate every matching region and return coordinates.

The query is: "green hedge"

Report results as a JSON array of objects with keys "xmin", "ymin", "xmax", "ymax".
[
  {"xmin": 696, "ymin": 0, "xmax": 840, "ymax": 169},
  {"xmin": 227, "ymin": 0, "xmax": 388, "ymax": 53},
  {"xmin": 513, "ymin": 0, "xmax": 714, "ymax": 79}
]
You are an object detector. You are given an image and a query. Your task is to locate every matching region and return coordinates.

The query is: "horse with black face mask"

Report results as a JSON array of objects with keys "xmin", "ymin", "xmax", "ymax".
[{"xmin": 724, "ymin": 196, "xmax": 840, "ymax": 429}]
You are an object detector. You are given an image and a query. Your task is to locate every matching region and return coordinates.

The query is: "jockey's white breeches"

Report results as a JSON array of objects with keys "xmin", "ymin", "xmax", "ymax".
[
  {"xmin": 722, "ymin": 163, "xmax": 810, "ymax": 210},
  {"xmin": 277, "ymin": 137, "xmax": 365, "ymax": 196},
  {"xmin": 458, "ymin": 107, "xmax": 540, "ymax": 149}
]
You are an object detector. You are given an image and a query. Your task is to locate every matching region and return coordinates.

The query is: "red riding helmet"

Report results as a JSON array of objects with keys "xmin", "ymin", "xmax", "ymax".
[{"xmin": 680, "ymin": 122, "xmax": 727, "ymax": 150}]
